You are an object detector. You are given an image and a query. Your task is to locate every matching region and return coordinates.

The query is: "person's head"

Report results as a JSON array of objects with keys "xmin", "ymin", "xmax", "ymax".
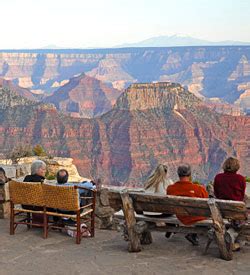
[
  {"xmin": 222, "ymin": 157, "xmax": 240, "ymax": 173},
  {"xmin": 56, "ymin": 169, "xmax": 69, "ymax": 184},
  {"xmin": 144, "ymin": 164, "xmax": 168, "ymax": 192},
  {"xmin": 0, "ymin": 167, "xmax": 8, "ymax": 184},
  {"xmin": 177, "ymin": 164, "xmax": 191, "ymax": 181},
  {"xmin": 31, "ymin": 160, "xmax": 46, "ymax": 177}
]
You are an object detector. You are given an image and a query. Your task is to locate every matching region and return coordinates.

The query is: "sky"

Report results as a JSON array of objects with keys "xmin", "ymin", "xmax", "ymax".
[{"xmin": 1, "ymin": 0, "xmax": 250, "ymax": 49}]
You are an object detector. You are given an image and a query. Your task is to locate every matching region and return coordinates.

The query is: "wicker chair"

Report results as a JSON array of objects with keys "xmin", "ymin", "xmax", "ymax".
[
  {"xmin": 42, "ymin": 184, "xmax": 96, "ymax": 244},
  {"xmin": 9, "ymin": 180, "xmax": 47, "ymax": 238}
]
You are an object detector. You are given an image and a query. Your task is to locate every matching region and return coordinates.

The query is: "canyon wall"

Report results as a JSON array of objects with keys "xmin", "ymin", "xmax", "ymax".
[
  {"xmin": 0, "ymin": 47, "xmax": 250, "ymax": 111},
  {"xmin": 0, "ymin": 83, "xmax": 249, "ymax": 186}
]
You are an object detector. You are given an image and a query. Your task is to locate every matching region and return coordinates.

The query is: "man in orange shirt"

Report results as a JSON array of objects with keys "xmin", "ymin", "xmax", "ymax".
[{"xmin": 167, "ymin": 164, "xmax": 208, "ymax": 245}]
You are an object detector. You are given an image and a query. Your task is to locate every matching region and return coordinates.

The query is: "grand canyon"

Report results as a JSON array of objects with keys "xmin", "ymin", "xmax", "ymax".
[
  {"xmin": 0, "ymin": 78, "xmax": 249, "ymax": 186},
  {"xmin": 1, "ymin": 46, "xmax": 250, "ymax": 113}
]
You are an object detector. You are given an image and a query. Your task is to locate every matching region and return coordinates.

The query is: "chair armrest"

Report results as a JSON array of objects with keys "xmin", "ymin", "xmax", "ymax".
[{"xmin": 80, "ymin": 203, "xmax": 94, "ymax": 209}]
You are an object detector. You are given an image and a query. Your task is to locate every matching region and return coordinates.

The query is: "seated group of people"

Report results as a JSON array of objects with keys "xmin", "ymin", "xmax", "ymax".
[
  {"xmin": 22, "ymin": 160, "xmax": 96, "ymax": 199},
  {"xmin": 144, "ymin": 157, "xmax": 246, "ymax": 246},
  {"xmin": 22, "ymin": 160, "xmax": 95, "ymax": 225}
]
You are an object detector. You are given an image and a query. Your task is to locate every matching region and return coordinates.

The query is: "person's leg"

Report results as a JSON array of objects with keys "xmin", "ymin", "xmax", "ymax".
[{"xmin": 185, "ymin": 233, "xmax": 199, "ymax": 246}]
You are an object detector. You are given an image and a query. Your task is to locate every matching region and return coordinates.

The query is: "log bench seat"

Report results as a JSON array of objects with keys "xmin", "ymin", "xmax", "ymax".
[{"xmin": 107, "ymin": 189, "xmax": 248, "ymax": 261}]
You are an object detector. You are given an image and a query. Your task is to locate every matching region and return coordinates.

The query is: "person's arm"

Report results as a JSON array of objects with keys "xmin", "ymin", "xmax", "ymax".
[
  {"xmin": 239, "ymin": 177, "xmax": 246, "ymax": 201},
  {"xmin": 213, "ymin": 176, "xmax": 219, "ymax": 198},
  {"xmin": 200, "ymin": 185, "xmax": 209, "ymax": 198},
  {"xmin": 79, "ymin": 181, "xmax": 96, "ymax": 190},
  {"xmin": 166, "ymin": 185, "xmax": 172, "ymax": 195}
]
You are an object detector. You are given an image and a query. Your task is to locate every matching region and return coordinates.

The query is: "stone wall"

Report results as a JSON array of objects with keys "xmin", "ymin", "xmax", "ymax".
[
  {"xmin": 0, "ymin": 182, "xmax": 10, "ymax": 218},
  {"xmin": 0, "ymin": 156, "xmax": 88, "ymax": 182}
]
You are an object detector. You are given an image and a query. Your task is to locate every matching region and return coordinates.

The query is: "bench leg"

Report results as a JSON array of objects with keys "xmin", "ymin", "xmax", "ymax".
[
  {"xmin": 43, "ymin": 208, "xmax": 48, "ymax": 239},
  {"xmin": 10, "ymin": 202, "xmax": 15, "ymax": 235},
  {"xmin": 76, "ymin": 211, "xmax": 81, "ymax": 244},
  {"xmin": 208, "ymin": 198, "xmax": 233, "ymax": 261},
  {"xmin": 120, "ymin": 191, "xmax": 141, "ymax": 252}
]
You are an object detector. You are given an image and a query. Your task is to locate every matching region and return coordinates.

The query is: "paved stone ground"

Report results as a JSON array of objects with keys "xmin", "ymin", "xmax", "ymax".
[{"xmin": 0, "ymin": 219, "xmax": 250, "ymax": 275}]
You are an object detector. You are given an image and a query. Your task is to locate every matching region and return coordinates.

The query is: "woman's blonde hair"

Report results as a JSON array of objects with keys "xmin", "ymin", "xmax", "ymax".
[
  {"xmin": 144, "ymin": 164, "xmax": 168, "ymax": 192},
  {"xmin": 222, "ymin": 157, "xmax": 240, "ymax": 173}
]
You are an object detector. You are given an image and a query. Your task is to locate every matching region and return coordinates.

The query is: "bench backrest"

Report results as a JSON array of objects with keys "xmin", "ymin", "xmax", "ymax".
[
  {"xmin": 43, "ymin": 184, "xmax": 80, "ymax": 211},
  {"xmin": 9, "ymin": 180, "xmax": 44, "ymax": 207},
  {"xmin": 108, "ymin": 190, "xmax": 247, "ymax": 220},
  {"xmin": 9, "ymin": 180, "xmax": 80, "ymax": 211}
]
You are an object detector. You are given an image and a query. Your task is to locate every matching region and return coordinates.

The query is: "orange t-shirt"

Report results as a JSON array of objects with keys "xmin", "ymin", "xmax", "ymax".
[{"xmin": 166, "ymin": 181, "xmax": 208, "ymax": 225}]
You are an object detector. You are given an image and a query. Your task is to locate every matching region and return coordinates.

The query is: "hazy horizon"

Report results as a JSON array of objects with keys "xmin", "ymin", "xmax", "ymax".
[{"xmin": 1, "ymin": 0, "xmax": 250, "ymax": 49}]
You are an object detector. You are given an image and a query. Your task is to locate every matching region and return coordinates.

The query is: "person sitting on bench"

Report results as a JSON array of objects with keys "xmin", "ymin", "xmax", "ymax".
[
  {"xmin": 144, "ymin": 164, "xmax": 173, "ymax": 217},
  {"xmin": 55, "ymin": 169, "xmax": 96, "ymax": 225},
  {"xmin": 144, "ymin": 164, "xmax": 173, "ymax": 195},
  {"xmin": 0, "ymin": 167, "xmax": 9, "ymax": 185},
  {"xmin": 23, "ymin": 160, "xmax": 47, "ymax": 224},
  {"xmin": 167, "ymin": 164, "xmax": 208, "ymax": 246},
  {"xmin": 56, "ymin": 169, "xmax": 96, "ymax": 205},
  {"xmin": 214, "ymin": 157, "xmax": 246, "ymax": 202},
  {"xmin": 214, "ymin": 157, "xmax": 246, "ymax": 251}
]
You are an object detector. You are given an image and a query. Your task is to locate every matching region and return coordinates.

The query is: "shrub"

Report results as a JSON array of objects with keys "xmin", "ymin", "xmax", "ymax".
[
  {"xmin": 6, "ymin": 144, "xmax": 34, "ymax": 164},
  {"xmin": 46, "ymin": 174, "xmax": 56, "ymax": 180},
  {"xmin": 33, "ymin": 144, "xmax": 47, "ymax": 156}
]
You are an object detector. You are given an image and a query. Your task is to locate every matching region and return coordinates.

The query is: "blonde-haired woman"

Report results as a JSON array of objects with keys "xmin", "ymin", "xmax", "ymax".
[
  {"xmin": 144, "ymin": 164, "xmax": 173, "ymax": 195},
  {"xmin": 144, "ymin": 164, "xmax": 173, "ymax": 217}
]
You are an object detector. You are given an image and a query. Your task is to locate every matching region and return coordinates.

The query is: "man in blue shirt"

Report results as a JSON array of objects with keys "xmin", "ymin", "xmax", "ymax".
[{"xmin": 56, "ymin": 169, "xmax": 96, "ymax": 206}]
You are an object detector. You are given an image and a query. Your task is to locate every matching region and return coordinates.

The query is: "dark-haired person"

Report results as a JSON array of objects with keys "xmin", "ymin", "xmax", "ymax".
[
  {"xmin": 167, "ymin": 164, "xmax": 208, "ymax": 245},
  {"xmin": 56, "ymin": 169, "xmax": 96, "ymax": 225},
  {"xmin": 56, "ymin": 169, "xmax": 96, "ymax": 199},
  {"xmin": 0, "ymin": 167, "xmax": 9, "ymax": 185},
  {"xmin": 214, "ymin": 157, "xmax": 246, "ymax": 202},
  {"xmin": 56, "ymin": 169, "xmax": 69, "ymax": 184}
]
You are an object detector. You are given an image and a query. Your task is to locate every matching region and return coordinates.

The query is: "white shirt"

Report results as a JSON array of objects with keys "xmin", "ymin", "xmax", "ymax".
[{"xmin": 143, "ymin": 178, "xmax": 174, "ymax": 215}]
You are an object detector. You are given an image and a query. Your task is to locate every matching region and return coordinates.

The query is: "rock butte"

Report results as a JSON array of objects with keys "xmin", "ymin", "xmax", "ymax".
[{"xmin": 0, "ymin": 82, "xmax": 249, "ymax": 186}]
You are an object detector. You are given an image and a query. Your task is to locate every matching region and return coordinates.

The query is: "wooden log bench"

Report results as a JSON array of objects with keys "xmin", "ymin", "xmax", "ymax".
[{"xmin": 107, "ymin": 189, "xmax": 248, "ymax": 261}]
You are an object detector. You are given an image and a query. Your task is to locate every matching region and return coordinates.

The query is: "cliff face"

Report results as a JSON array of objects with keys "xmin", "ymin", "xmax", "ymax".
[
  {"xmin": 1, "ymin": 47, "xmax": 250, "ymax": 111},
  {"xmin": 0, "ymin": 83, "xmax": 249, "ymax": 186},
  {"xmin": 0, "ymin": 78, "xmax": 38, "ymax": 102},
  {"xmin": 44, "ymin": 73, "xmax": 122, "ymax": 118}
]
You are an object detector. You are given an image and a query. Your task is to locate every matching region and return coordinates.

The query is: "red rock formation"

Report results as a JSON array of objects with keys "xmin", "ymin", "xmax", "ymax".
[
  {"xmin": 44, "ymin": 73, "xmax": 122, "ymax": 118},
  {"xmin": 0, "ymin": 82, "xmax": 249, "ymax": 186}
]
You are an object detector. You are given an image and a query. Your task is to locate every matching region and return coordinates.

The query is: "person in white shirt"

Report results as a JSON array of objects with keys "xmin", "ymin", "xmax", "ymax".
[
  {"xmin": 144, "ymin": 164, "xmax": 173, "ymax": 195},
  {"xmin": 144, "ymin": 164, "xmax": 175, "ymax": 237}
]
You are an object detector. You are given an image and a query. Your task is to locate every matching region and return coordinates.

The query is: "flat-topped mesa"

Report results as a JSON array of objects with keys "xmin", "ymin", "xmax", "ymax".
[{"xmin": 115, "ymin": 82, "xmax": 201, "ymax": 111}]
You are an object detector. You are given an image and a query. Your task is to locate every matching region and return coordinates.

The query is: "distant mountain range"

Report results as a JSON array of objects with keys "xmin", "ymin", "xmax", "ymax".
[
  {"xmin": 116, "ymin": 35, "xmax": 250, "ymax": 48},
  {"xmin": 0, "ymin": 46, "xmax": 250, "ymax": 111}
]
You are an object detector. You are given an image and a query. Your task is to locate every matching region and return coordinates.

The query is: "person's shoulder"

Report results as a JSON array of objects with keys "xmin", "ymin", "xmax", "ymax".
[
  {"xmin": 214, "ymin": 173, "xmax": 224, "ymax": 179},
  {"xmin": 23, "ymin": 175, "xmax": 31, "ymax": 181},
  {"xmin": 236, "ymin": 174, "xmax": 246, "ymax": 182},
  {"xmin": 166, "ymin": 182, "xmax": 178, "ymax": 193},
  {"xmin": 236, "ymin": 173, "xmax": 245, "ymax": 179},
  {"xmin": 195, "ymin": 184, "xmax": 208, "ymax": 197}
]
